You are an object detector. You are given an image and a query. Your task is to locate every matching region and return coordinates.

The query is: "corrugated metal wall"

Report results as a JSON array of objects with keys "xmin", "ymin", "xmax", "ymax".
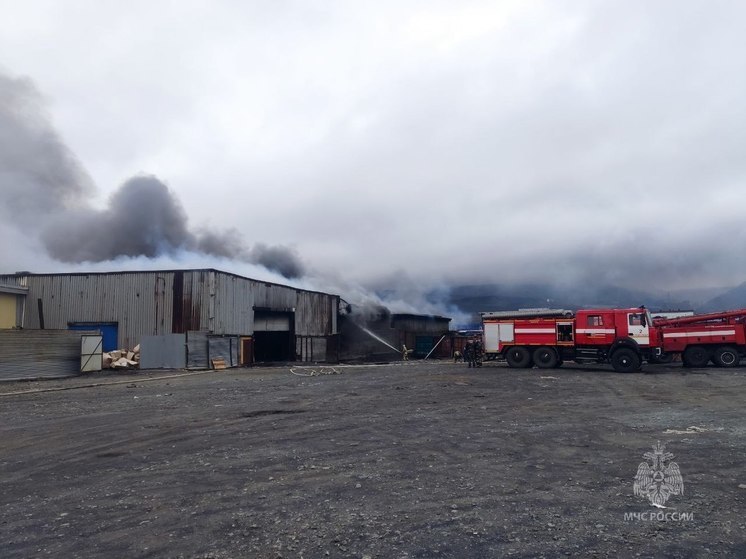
[
  {"xmin": 212, "ymin": 272, "xmax": 255, "ymax": 334},
  {"xmin": 208, "ymin": 336, "xmax": 239, "ymax": 368},
  {"xmin": 296, "ymin": 336, "xmax": 329, "ymax": 362},
  {"xmin": 140, "ymin": 334, "xmax": 187, "ymax": 369},
  {"xmin": 0, "ymin": 272, "xmax": 175, "ymax": 349},
  {"xmin": 186, "ymin": 330, "xmax": 208, "ymax": 369},
  {"xmin": 213, "ymin": 275, "xmax": 338, "ymax": 336},
  {"xmin": 391, "ymin": 316, "xmax": 451, "ymax": 334},
  {"xmin": 296, "ymin": 291, "xmax": 337, "ymax": 336},
  {"xmin": 0, "ymin": 329, "xmax": 97, "ymax": 381},
  {"xmin": 0, "ymin": 270, "xmax": 340, "ymax": 356}
]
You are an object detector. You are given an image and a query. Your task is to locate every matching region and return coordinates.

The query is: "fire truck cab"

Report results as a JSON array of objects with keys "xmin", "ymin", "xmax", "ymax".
[{"xmin": 483, "ymin": 307, "xmax": 660, "ymax": 373}]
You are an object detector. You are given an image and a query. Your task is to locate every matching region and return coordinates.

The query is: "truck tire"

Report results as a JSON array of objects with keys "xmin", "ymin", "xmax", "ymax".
[
  {"xmin": 505, "ymin": 347, "xmax": 532, "ymax": 368},
  {"xmin": 611, "ymin": 347, "xmax": 641, "ymax": 373},
  {"xmin": 533, "ymin": 346, "xmax": 558, "ymax": 369},
  {"xmin": 682, "ymin": 345, "xmax": 710, "ymax": 368},
  {"xmin": 713, "ymin": 346, "xmax": 740, "ymax": 368}
]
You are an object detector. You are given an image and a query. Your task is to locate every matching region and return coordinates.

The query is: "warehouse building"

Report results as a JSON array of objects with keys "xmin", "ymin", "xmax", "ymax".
[{"xmin": 0, "ymin": 269, "xmax": 341, "ymax": 369}]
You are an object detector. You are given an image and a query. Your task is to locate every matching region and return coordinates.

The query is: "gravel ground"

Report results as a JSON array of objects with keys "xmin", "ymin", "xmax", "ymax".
[{"xmin": 1, "ymin": 361, "xmax": 745, "ymax": 558}]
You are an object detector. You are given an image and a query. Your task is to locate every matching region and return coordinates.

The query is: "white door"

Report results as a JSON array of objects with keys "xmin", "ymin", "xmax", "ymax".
[{"xmin": 626, "ymin": 313, "xmax": 650, "ymax": 345}]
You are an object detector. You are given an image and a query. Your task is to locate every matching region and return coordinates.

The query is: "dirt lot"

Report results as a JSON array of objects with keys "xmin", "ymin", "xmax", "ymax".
[{"xmin": 1, "ymin": 360, "xmax": 745, "ymax": 558}]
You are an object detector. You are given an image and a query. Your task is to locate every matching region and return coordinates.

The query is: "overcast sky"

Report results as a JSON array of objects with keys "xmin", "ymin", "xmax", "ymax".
[{"xmin": 1, "ymin": 0, "xmax": 746, "ymax": 311}]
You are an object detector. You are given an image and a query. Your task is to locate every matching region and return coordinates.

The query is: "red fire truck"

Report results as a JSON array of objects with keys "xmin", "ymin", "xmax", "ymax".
[
  {"xmin": 654, "ymin": 309, "xmax": 746, "ymax": 367},
  {"xmin": 482, "ymin": 307, "xmax": 661, "ymax": 373}
]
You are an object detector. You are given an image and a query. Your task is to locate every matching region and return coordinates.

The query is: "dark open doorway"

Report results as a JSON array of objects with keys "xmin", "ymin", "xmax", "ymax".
[{"xmin": 253, "ymin": 331, "xmax": 292, "ymax": 362}]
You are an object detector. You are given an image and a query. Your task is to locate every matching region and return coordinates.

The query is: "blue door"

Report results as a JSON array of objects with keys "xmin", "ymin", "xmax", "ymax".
[{"xmin": 69, "ymin": 322, "xmax": 119, "ymax": 352}]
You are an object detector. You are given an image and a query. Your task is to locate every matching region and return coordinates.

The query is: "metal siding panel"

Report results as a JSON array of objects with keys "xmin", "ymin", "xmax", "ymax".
[
  {"xmin": 253, "ymin": 282, "xmax": 297, "ymax": 313},
  {"xmin": 0, "ymin": 329, "xmax": 98, "ymax": 381},
  {"xmin": 213, "ymin": 273, "xmax": 254, "ymax": 335},
  {"xmin": 187, "ymin": 330, "xmax": 209, "ymax": 369},
  {"xmin": 4, "ymin": 270, "xmax": 339, "ymax": 355},
  {"xmin": 140, "ymin": 334, "xmax": 187, "ymax": 369},
  {"xmin": 314, "ymin": 337, "xmax": 327, "ymax": 361},
  {"xmin": 296, "ymin": 291, "xmax": 333, "ymax": 336},
  {"xmin": 232, "ymin": 337, "xmax": 239, "ymax": 366},
  {"xmin": 19, "ymin": 272, "xmax": 175, "ymax": 351},
  {"xmin": 391, "ymin": 317, "xmax": 450, "ymax": 334},
  {"xmin": 182, "ymin": 270, "xmax": 207, "ymax": 332},
  {"xmin": 0, "ymin": 276, "xmax": 26, "ymax": 288},
  {"xmin": 208, "ymin": 336, "xmax": 236, "ymax": 367},
  {"xmin": 254, "ymin": 313, "xmax": 290, "ymax": 331}
]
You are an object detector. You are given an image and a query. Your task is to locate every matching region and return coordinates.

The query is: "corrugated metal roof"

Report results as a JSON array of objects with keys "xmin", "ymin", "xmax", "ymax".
[
  {"xmin": 0, "ymin": 283, "xmax": 28, "ymax": 295},
  {"xmin": 0, "ymin": 268, "xmax": 338, "ymax": 298}
]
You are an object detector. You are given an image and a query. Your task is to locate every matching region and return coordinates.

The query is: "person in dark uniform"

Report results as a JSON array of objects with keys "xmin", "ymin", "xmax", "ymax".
[
  {"xmin": 464, "ymin": 340, "xmax": 474, "ymax": 368},
  {"xmin": 474, "ymin": 339, "xmax": 483, "ymax": 367}
]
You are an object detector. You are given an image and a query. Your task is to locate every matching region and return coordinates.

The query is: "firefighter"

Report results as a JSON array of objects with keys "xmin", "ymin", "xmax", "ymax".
[
  {"xmin": 474, "ymin": 339, "xmax": 483, "ymax": 367},
  {"xmin": 464, "ymin": 340, "xmax": 474, "ymax": 367}
]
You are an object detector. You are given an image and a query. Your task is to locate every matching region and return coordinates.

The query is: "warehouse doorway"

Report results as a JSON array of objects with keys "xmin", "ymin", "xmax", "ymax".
[{"xmin": 253, "ymin": 310, "xmax": 294, "ymax": 362}]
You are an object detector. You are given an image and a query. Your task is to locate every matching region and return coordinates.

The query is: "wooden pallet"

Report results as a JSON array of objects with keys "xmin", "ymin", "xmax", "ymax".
[{"xmin": 211, "ymin": 358, "xmax": 227, "ymax": 370}]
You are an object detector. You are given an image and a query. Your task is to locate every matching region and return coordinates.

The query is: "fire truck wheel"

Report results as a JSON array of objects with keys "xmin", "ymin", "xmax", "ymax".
[
  {"xmin": 682, "ymin": 345, "xmax": 710, "ymax": 368},
  {"xmin": 505, "ymin": 347, "xmax": 532, "ymax": 368},
  {"xmin": 713, "ymin": 346, "xmax": 740, "ymax": 368},
  {"xmin": 533, "ymin": 347, "xmax": 558, "ymax": 369},
  {"xmin": 610, "ymin": 347, "xmax": 641, "ymax": 373}
]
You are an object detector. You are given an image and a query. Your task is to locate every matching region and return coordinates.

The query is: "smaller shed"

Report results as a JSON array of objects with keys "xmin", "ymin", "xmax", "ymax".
[
  {"xmin": 392, "ymin": 314, "xmax": 452, "ymax": 358},
  {"xmin": 338, "ymin": 307, "xmax": 452, "ymax": 361}
]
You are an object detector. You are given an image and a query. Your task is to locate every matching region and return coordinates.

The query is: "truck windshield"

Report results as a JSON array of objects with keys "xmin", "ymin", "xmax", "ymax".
[{"xmin": 645, "ymin": 310, "xmax": 653, "ymax": 327}]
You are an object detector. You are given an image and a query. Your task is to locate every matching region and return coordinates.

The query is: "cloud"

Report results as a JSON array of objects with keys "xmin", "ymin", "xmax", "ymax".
[
  {"xmin": 0, "ymin": 72, "xmax": 304, "ymax": 280},
  {"xmin": 1, "ymin": 0, "xmax": 746, "ymax": 303}
]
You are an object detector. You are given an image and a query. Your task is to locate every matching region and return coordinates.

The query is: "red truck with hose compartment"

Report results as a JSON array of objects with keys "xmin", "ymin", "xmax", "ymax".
[
  {"xmin": 482, "ymin": 307, "xmax": 661, "ymax": 373},
  {"xmin": 654, "ymin": 309, "xmax": 746, "ymax": 367}
]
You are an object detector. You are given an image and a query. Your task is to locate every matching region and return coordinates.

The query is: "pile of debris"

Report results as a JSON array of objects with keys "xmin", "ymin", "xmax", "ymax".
[{"xmin": 103, "ymin": 344, "xmax": 140, "ymax": 369}]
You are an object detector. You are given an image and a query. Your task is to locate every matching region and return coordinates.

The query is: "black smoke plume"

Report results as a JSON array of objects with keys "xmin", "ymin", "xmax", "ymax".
[{"xmin": 1, "ymin": 71, "xmax": 304, "ymax": 279}]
